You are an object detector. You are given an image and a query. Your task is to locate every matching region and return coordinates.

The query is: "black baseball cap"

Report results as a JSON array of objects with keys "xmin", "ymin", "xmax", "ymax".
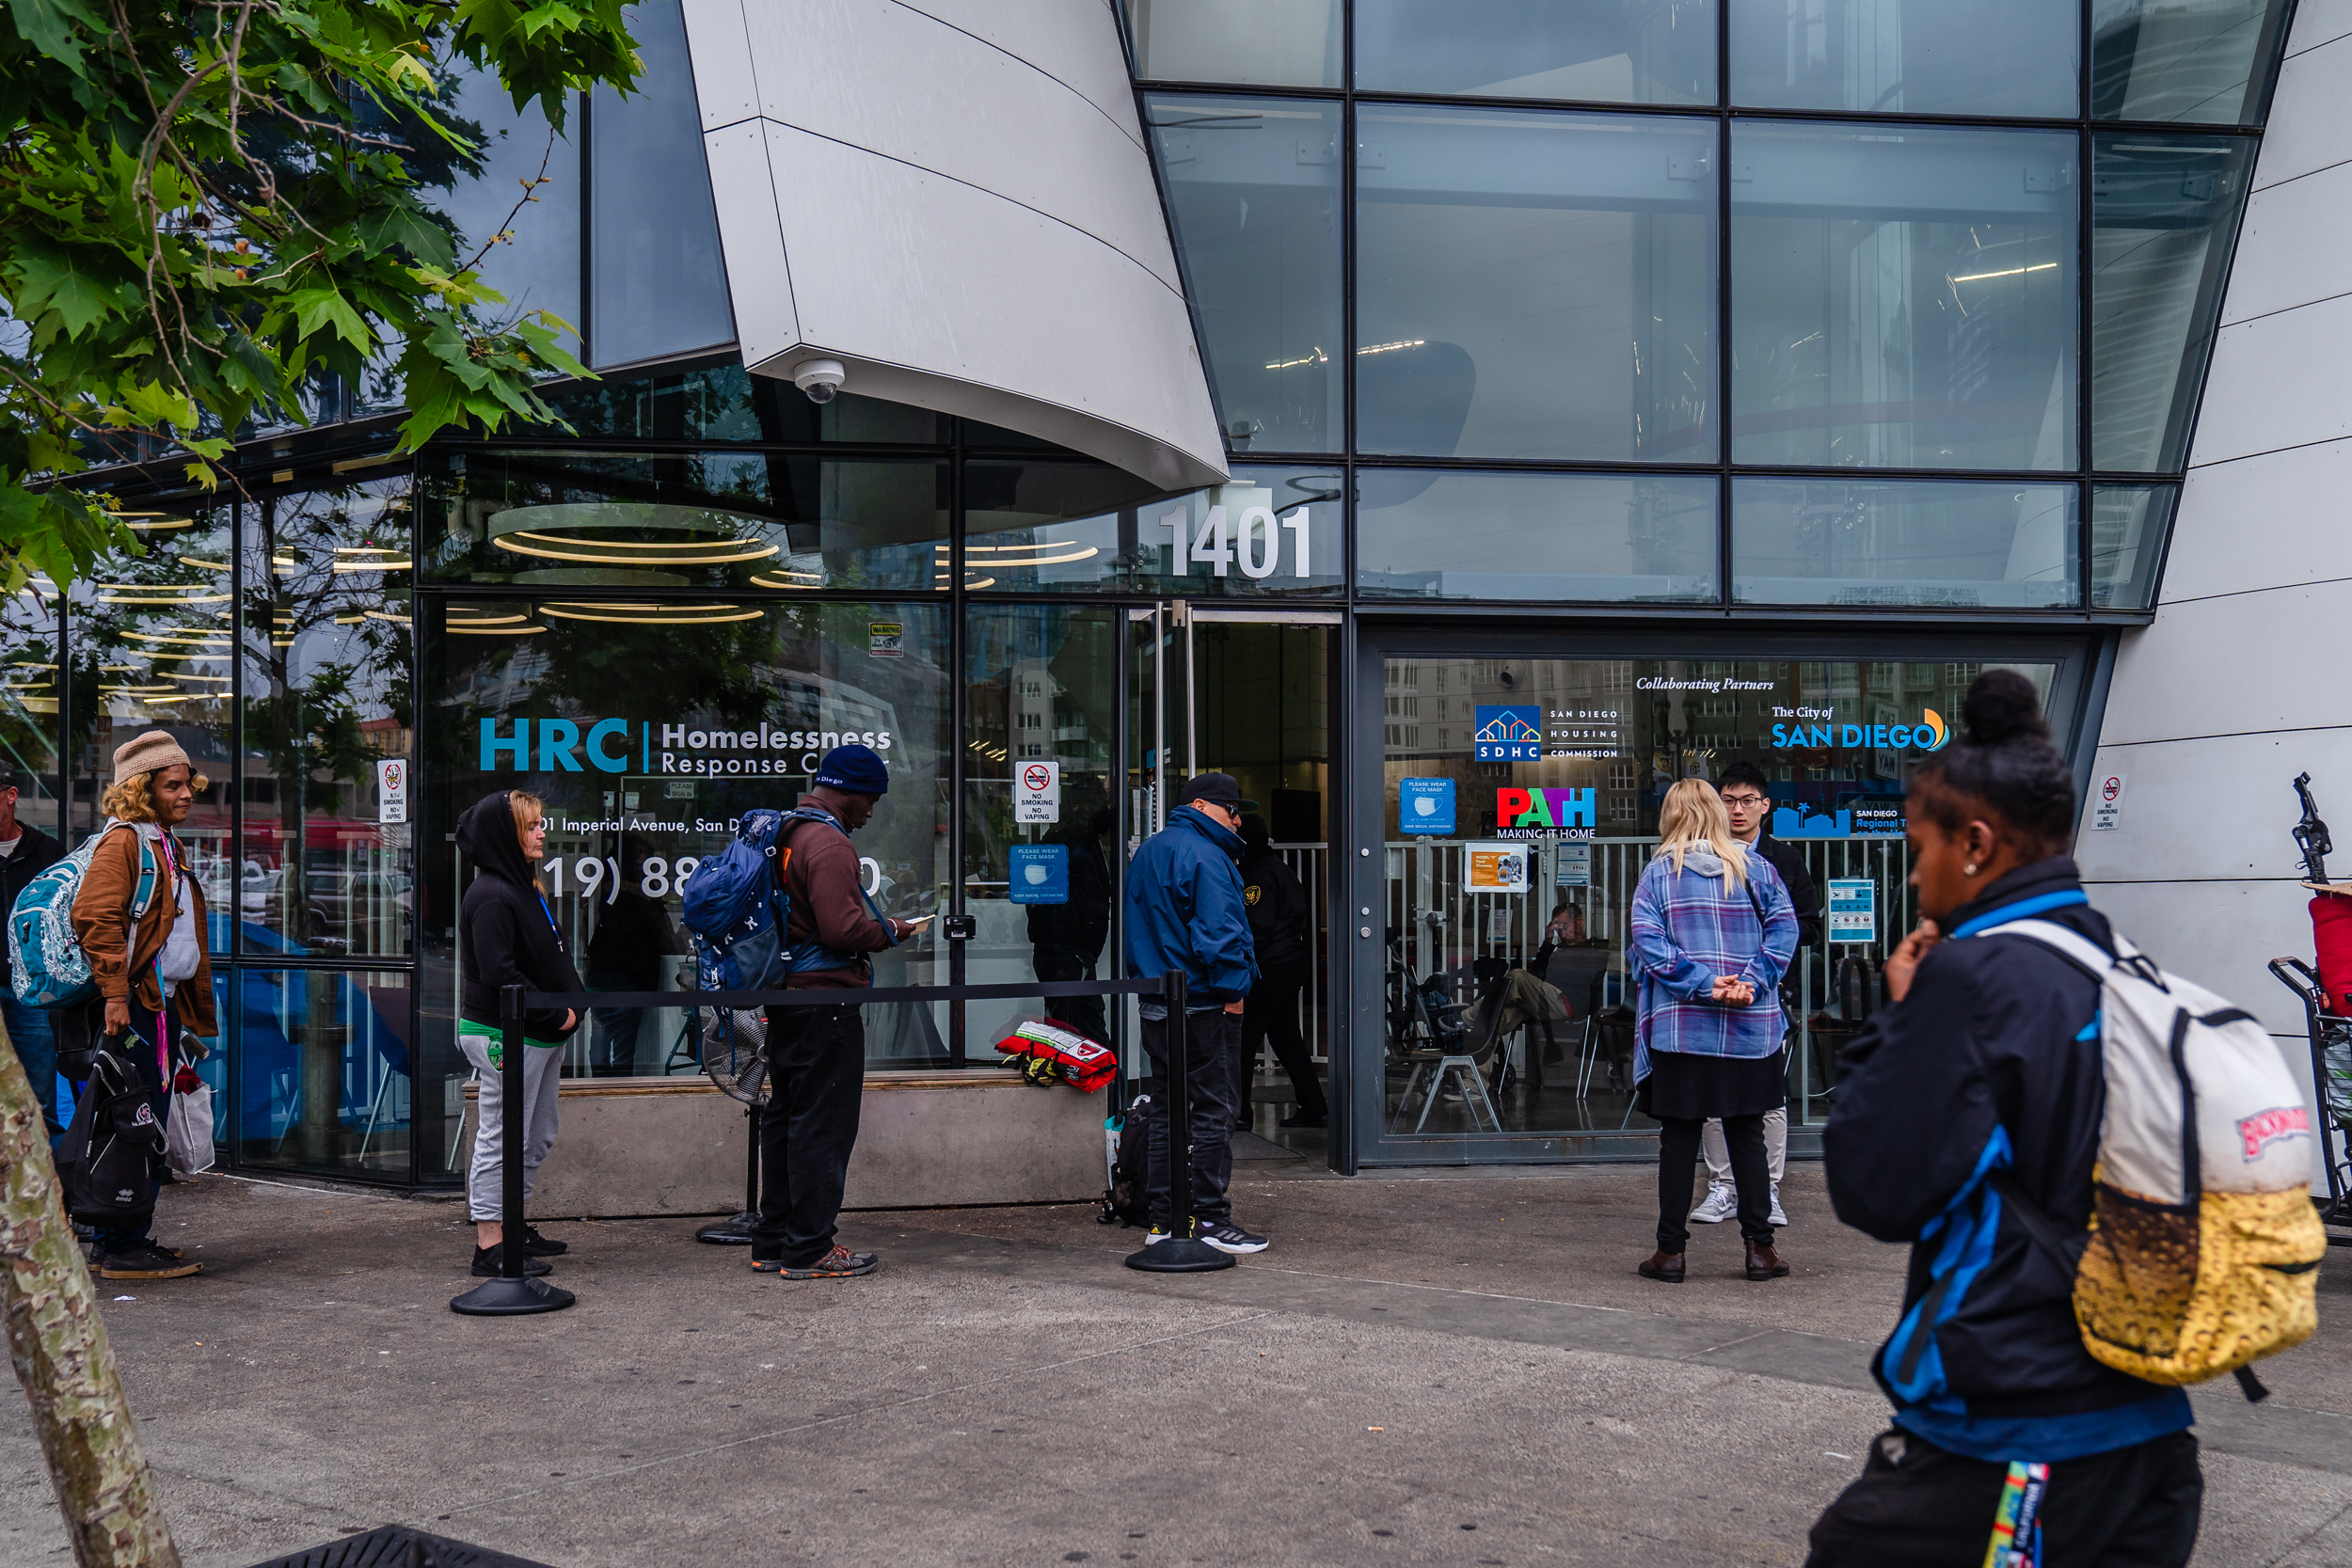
[{"xmin": 1177, "ymin": 772, "xmax": 1242, "ymax": 808}]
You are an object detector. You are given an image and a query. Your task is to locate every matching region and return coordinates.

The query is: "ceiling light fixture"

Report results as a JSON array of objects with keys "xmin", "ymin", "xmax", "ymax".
[
  {"xmin": 492, "ymin": 531, "xmax": 779, "ymax": 567},
  {"xmin": 446, "ymin": 623, "xmax": 547, "ymax": 636},
  {"xmin": 534, "ymin": 602, "xmax": 764, "ymax": 626},
  {"xmin": 94, "ymin": 585, "xmax": 230, "ymax": 605}
]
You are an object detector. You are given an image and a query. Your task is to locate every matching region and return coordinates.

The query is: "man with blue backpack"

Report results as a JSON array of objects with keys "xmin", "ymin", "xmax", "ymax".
[{"xmin": 736, "ymin": 744, "xmax": 917, "ymax": 1281}]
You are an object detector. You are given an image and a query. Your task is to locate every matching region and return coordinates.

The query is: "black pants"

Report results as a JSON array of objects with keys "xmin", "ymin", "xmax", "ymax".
[
  {"xmin": 753, "ymin": 1003, "xmax": 865, "ymax": 1266},
  {"xmin": 1244, "ymin": 960, "xmax": 1326, "ymax": 1119},
  {"xmin": 1033, "ymin": 947, "xmax": 1107, "ymax": 1045},
  {"xmin": 1808, "ymin": 1428, "xmax": 2201, "ymax": 1567},
  {"xmin": 586, "ymin": 968, "xmax": 644, "ymax": 1078},
  {"xmin": 1140, "ymin": 1008, "xmax": 1241, "ymax": 1228},
  {"xmin": 1656, "ymin": 1113, "xmax": 1771, "ymax": 1249}
]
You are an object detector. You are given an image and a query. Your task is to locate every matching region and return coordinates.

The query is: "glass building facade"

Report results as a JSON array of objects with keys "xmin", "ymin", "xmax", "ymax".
[{"xmin": 55, "ymin": 0, "xmax": 2291, "ymax": 1182}]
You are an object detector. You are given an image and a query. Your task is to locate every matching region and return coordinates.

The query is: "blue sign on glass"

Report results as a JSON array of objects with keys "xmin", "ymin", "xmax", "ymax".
[
  {"xmin": 1474, "ymin": 705, "xmax": 1542, "ymax": 761},
  {"xmin": 1009, "ymin": 843, "xmax": 1069, "ymax": 904},
  {"xmin": 1399, "ymin": 777, "xmax": 1455, "ymax": 835}
]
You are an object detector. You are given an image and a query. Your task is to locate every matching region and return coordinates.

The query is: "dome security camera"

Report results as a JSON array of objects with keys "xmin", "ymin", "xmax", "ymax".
[{"xmin": 792, "ymin": 358, "xmax": 847, "ymax": 404}]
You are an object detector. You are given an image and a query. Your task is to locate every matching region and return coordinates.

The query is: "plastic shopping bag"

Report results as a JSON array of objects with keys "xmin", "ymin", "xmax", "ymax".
[{"xmin": 165, "ymin": 1059, "xmax": 215, "ymax": 1175}]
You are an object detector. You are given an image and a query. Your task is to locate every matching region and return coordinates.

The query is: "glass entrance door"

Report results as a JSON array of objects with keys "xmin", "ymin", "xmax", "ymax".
[{"xmin": 1127, "ymin": 603, "xmax": 1338, "ymax": 1147}]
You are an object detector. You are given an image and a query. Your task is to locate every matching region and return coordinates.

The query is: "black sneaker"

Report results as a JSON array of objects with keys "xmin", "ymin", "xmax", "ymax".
[
  {"xmin": 1278, "ymin": 1110, "xmax": 1327, "ymax": 1129},
  {"xmin": 521, "ymin": 1226, "xmax": 568, "ymax": 1257},
  {"xmin": 753, "ymin": 1245, "xmax": 878, "ymax": 1279},
  {"xmin": 97, "ymin": 1243, "xmax": 201, "ymax": 1280},
  {"xmin": 1198, "ymin": 1219, "xmax": 1268, "ymax": 1255},
  {"xmin": 470, "ymin": 1245, "xmax": 552, "ymax": 1277}
]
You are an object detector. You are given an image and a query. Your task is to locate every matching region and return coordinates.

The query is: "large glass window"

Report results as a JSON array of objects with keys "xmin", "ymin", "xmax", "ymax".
[
  {"xmin": 1355, "ymin": 0, "xmax": 1715, "ymax": 106},
  {"xmin": 1728, "ymin": 0, "xmax": 2079, "ymax": 118},
  {"xmin": 240, "ymin": 478, "xmax": 416, "ymax": 958},
  {"xmin": 1147, "ymin": 96, "xmax": 1344, "ymax": 455},
  {"xmin": 2091, "ymin": 483, "xmax": 2175, "ymax": 610},
  {"xmin": 421, "ymin": 451, "xmax": 948, "ymax": 593},
  {"xmin": 1732, "ymin": 477, "xmax": 2079, "ymax": 607},
  {"xmin": 2093, "ymin": 0, "xmax": 2296, "ymax": 124},
  {"xmin": 0, "ymin": 571, "xmax": 62, "ymax": 838},
  {"xmin": 1356, "ymin": 106, "xmax": 1718, "ymax": 463},
  {"xmin": 1731, "ymin": 121, "xmax": 2080, "ymax": 471},
  {"xmin": 963, "ymin": 461, "xmax": 1344, "ymax": 597},
  {"xmin": 1376, "ymin": 654, "xmax": 2058, "ymax": 1138},
  {"xmin": 1123, "ymin": 0, "xmax": 1343, "ymax": 87},
  {"xmin": 437, "ymin": 63, "xmax": 580, "ymax": 336},
  {"xmin": 1357, "ymin": 469, "xmax": 1718, "ymax": 602},
  {"xmin": 231, "ymin": 968, "xmax": 413, "ymax": 1179},
  {"xmin": 421, "ymin": 596, "xmax": 950, "ymax": 1085},
  {"xmin": 587, "ymin": 0, "xmax": 733, "ymax": 367},
  {"xmin": 2093, "ymin": 134, "xmax": 2255, "ymax": 472}
]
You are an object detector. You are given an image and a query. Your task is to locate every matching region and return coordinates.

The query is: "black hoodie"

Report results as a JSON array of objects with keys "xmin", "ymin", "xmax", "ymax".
[{"xmin": 457, "ymin": 791, "xmax": 584, "ymax": 1039}]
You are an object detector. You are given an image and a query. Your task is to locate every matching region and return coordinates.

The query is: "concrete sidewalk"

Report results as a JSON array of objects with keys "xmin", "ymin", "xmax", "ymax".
[{"xmin": 3, "ymin": 1164, "xmax": 2350, "ymax": 1567}]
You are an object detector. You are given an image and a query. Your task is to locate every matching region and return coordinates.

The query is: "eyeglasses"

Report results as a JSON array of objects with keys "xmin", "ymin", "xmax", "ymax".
[{"xmin": 1720, "ymin": 794, "xmax": 1768, "ymax": 807}]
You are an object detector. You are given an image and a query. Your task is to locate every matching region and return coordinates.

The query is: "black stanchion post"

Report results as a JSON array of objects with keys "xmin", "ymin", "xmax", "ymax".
[
  {"xmin": 696, "ymin": 1102, "xmax": 760, "ymax": 1245},
  {"xmin": 1124, "ymin": 970, "xmax": 1232, "ymax": 1274},
  {"xmin": 452, "ymin": 984, "xmax": 576, "ymax": 1315}
]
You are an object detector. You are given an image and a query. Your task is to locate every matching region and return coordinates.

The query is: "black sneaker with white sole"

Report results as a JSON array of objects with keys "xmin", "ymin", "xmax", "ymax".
[
  {"xmin": 470, "ymin": 1245, "xmax": 552, "ymax": 1277},
  {"xmin": 1197, "ymin": 1219, "xmax": 1268, "ymax": 1255}
]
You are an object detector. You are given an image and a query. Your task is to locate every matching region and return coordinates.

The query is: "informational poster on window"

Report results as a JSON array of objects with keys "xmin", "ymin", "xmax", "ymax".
[
  {"xmin": 1553, "ymin": 842, "xmax": 1591, "ymax": 888},
  {"xmin": 1827, "ymin": 879, "xmax": 1878, "ymax": 943},
  {"xmin": 1398, "ymin": 777, "xmax": 1454, "ymax": 834},
  {"xmin": 1014, "ymin": 759, "xmax": 1060, "ymax": 824},
  {"xmin": 1009, "ymin": 843, "xmax": 1068, "ymax": 904},
  {"xmin": 1465, "ymin": 842, "xmax": 1531, "ymax": 895}
]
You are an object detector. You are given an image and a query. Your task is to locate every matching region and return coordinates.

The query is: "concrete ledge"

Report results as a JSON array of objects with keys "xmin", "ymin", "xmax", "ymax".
[{"xmin": 459, "ymin": 1069, "xmax": 1109, "ymax": 1217}]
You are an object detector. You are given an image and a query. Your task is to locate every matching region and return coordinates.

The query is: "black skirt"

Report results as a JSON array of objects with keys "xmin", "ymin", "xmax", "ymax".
[{"xmin": 1635, "ymin": 1048, "xmax": 1788, "ymax": 1122}]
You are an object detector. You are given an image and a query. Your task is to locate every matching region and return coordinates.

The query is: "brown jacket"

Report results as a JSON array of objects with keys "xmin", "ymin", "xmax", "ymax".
[
  {"xmin": 780, "ymin": 797, "xmax": 898, "ymax": 989},
  {"xmin": 72, "ymin": 823, "xmax": 217, "ymax": 1034}
]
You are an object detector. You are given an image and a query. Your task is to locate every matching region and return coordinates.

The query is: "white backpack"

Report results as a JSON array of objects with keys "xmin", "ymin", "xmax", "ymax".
[{"xmin": 1985, "ymin": 919, "xmax": 2325, "ymax": 1390}]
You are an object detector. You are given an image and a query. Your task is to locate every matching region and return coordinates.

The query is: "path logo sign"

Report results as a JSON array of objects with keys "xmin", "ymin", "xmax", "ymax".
[{"xmin": 1474, "ymin": 705, "xmax": 1542, "ymax": 761}]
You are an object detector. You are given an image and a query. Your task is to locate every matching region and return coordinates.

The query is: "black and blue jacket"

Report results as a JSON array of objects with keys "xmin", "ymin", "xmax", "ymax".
[
  {"xmin": 1824, "ymin": 855, "xmax": 2191, "ymax": 1462},
  {"xmin": 1121, "ymin": 805, "xmax": 1258, "ymax": 1006}
]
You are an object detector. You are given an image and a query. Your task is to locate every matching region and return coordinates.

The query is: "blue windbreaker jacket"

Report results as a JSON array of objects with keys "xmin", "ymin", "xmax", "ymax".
[{"xmin": 1121, "ymin": 806, "xmax": 1258, "ymax": 1004}]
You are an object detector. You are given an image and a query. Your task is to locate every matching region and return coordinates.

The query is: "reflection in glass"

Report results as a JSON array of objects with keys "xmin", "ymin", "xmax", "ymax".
[
  {"xmin": 437, "ymin": 61, "xmax": 580, "ymax": 333},
  {"xmin": 423, "ymin": 451, "xmax": 948, "ymax": 592},
  {"xmin": 1146, "ymin": 95, "xmax": 1344, "ymax": 454},
  {"xmin": 2092, "ymin": 483, "xmax": 2177, "ymax": 609},
  {"xmin": 963, "ymin": 462, "xmax": 1344, "ymax": 596},
  {"xmin": 2093, "ymin": 0, "xmax": 2295, "ymax": 124},
  {"xmin": 2093, "ymin": 135, "xmax": 2255, "ymax": 472},
  {"xmin": 230, "ymin": 968, "xmax": 412, "ymax": 1177},
  {"xmin": 588, "ymin": 0, "xmax": 733, "ymax": 366},
  {"xmin": 422, "ymin": 599, "xmax": 952, "ymax": 1079},
  {"xmin": 1356, "ymin": 106, "xmax": 1717, "ymax": 462},
  {"xmin": 0, "ymin": 569, "xmax": 62, "ymax": 838},
  {"xmin": 1731, "ymin": 121, "xmax": 2079, "ymax": 470},
  {"xmin": 1733, "ymin": 477, "xmax": 2079, "ymax": 607},
  {"xmin": 962, "ymin": 607, "xmax": 1120, "ymax": 1055},
  {"xmin": 539, "ymin": 360, "xmax": 944, "ymax": 445},
  {"xmin": 1356, "ymin": 0, "xmax": 1715, "ymax": 105},
  {"xmin": 1729, "ymin": 0, "xmax": 2078, "ymax": 117},
  {"xmin": 1357, "ymin": 469, "xmax": 1718, "ymax": 601},
  {"xmin": 241, "ymin": 479, "xmax": 415, "ymax": 958},
  {"xmin": 1123, "ymin": 0, "xmax": 1342, "ymax": 87}
]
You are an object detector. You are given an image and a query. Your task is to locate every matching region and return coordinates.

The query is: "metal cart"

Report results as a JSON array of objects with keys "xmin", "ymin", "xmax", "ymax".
[{"xmin": 2267, "ymin": 956, "xmax": 2352, "ymax": 1244}]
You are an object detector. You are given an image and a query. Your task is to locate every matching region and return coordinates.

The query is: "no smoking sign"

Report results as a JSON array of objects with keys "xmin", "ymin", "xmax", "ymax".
[
  {"xmin": 2091, "ymin": 771, "xmax": 2125, "ymax": 831},
  {"xmin": 1014, "ymin": 758, "xmax": 1060, "ymax": 824}
]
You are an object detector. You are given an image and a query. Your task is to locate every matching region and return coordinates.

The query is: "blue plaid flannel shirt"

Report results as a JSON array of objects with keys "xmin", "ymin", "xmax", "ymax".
[{"xmin": 1629, "ymin": 849, "xmax": 1798, "ymax": 1082}]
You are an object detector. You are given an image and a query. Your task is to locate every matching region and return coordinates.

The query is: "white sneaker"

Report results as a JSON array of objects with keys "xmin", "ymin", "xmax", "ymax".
[
  {"xmin": 1689, "ymin": 1181, "xmax": 1737, "ymax": 1224},
  {"xmin": 1769, "ymin": 1184, "xmax": 1788, "ymax": 1228}
]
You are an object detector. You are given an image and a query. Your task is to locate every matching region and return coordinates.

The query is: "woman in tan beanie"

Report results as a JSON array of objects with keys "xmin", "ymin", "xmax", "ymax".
[{"xmin": 69, "ymin": 730, "xmax": 216, "ymax": 1280}]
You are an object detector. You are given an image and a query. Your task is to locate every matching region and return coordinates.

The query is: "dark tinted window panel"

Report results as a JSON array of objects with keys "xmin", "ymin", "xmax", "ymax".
[
  {"xmin": 2093, "ymin": 0, "xmax": 2296, "ymax": 124},
  {"xmin": 1357, "ymin": 0, "xmax": 1716, "ymax": 105},
  {"xmin": 1733, "ymin": 476, "xmax": 2080, "ymax": 607},
  {"xmin": 1730, "ymin": 0, "xmax": 2079, "ymax": 117}
]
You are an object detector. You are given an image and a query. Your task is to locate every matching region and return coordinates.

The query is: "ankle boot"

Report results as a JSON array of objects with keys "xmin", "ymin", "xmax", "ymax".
[
  {"xmin": 1744, "ymin": 1237, "xmax": 1789, "ymax": 1280},
  {"xmin": 1637, "ymin": 1249, "xmax": 1686, "ymax": 1284}
]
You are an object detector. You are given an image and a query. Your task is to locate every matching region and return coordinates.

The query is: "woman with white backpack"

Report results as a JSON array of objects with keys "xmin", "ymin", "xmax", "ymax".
[{"xmin": 68, "ymin": 731, "xmax": 215, "ymax": 1282}]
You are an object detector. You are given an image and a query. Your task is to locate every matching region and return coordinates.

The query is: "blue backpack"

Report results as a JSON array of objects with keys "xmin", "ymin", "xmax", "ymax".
[
  {"xmin": 10, "ymin": 822, "xmax": 161, "ymax": 1009},
  {"xmin": 679, "ymin": 806, "xmax": 894, "ymax": 992}
]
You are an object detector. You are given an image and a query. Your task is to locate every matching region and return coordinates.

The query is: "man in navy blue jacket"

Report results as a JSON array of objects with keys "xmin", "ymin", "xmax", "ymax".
[{"xmin": 1123, "ymin": 772, "xmax": 1263, "ymax": 1254}]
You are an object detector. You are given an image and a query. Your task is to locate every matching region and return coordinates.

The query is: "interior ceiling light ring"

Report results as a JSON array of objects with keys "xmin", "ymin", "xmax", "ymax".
[
  {"xmin": 446, "ymin": 624, "xmax": 547, "ymax": 637},
  {"xmin": 534, "ymin": 602, "xmax": 764, "ymax": 626},
  {"xmin": 491, "ymin": 531, "xmax": 779, "ymax": 567}
]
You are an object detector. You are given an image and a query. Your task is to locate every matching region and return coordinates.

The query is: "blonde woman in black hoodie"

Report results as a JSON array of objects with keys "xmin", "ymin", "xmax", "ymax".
[{"xmin": 456, "ymin": 790, "xmax": 581, "ymax": 1277}]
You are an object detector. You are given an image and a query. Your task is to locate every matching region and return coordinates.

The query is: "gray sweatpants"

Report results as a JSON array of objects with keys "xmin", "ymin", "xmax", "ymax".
[
  {"xmin": 1704, "ymin": 1105, "xmax": 1788, "ymax": 1184},
  {"xmin": 460, "ymin": 1037, "xmax": 564, "ymax": 1223}
]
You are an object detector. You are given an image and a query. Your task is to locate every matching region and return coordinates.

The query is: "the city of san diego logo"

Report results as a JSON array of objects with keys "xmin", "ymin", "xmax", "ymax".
[{"xmin": 1474, "ymin": 705, "xmax": 1543, "ymax": 761}]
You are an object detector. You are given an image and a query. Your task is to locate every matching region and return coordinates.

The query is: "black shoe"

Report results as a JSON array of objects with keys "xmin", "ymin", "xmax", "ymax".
[
  {"xmin": 471, "ymin": 1245, "xmax": 552, "ymax": 1277},
  {"xmin": 97, "ymin": 1243, "xmax": 200, "ymax": 1280},
  {"xmin": 1278, "ymin": 1109, "xmax": 1327, "ymax": 1129},
  {"xmin": 1198, "ymin": 1219, "xmax": 1268, "ymax": 1255},
  {"xmin": 753, "ymin": 1245, "xmax": 878, "ymax": 1279},
  {"xmin": 521, "ymin": 1226, "xmax": 568, "ymax": 1257}
]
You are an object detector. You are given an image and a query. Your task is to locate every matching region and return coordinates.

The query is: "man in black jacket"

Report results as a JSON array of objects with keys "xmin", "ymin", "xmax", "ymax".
[
  {"xmin": 1692, "ymin": 762, "xmax": 1821, "ymax": 1227},
  {"xmin": 1238, "ymin": 815, "xmax": 1326, "ymax": 1128},
  {"xmin": 0, "ymin": 768, "xmax": 67, "ymax": 1139},
  {"xmin": 1027, "ymin": 807, "xmax": 1113, "ymax": 1043}
]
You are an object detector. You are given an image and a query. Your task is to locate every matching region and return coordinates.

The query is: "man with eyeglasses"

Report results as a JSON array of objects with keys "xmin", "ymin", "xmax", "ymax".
[{"xmin": 1690, "ymin": 762, "xmax": 1820, "ymax": 1229}]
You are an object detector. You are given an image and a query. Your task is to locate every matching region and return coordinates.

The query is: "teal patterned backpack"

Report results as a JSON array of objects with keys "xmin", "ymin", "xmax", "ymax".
[{"xmin": 8, "ymin": 821, "xmax": 159, "ymax": 1009}]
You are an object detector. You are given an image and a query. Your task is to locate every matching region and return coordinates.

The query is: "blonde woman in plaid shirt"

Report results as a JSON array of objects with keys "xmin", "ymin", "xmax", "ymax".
[{"xmin": 1630, "ymin": 778, "xmax": 1798, "ymax": 1285}]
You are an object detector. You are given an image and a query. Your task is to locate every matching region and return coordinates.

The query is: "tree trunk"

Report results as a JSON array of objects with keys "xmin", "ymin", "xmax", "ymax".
[{"xmin": 0, "ymin": 1019, "xmax": 180, "ymax": 1566}]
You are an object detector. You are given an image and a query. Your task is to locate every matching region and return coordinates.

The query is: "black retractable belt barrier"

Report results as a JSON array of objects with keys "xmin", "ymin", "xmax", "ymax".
[
  {"xmin": 1121, "ymin": 972, "xmax": 1232, "ymax": 1274},
  {"xmin": 695, "ymin": 1104, "xmax": 759, "ymax": 1246},
  {"xmin": 451, "ymin": 985, "xmax": 577, "ymax": 1316}
]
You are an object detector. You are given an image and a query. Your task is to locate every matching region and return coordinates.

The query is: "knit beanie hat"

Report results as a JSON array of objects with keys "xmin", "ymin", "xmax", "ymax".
[
  {"xmin": 814, "ymin": 743, "xmax": 890, "ymax": 797},
  {"xmin": 113, "ymin": 729, "xmax": 191, "ymax": 784}
]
